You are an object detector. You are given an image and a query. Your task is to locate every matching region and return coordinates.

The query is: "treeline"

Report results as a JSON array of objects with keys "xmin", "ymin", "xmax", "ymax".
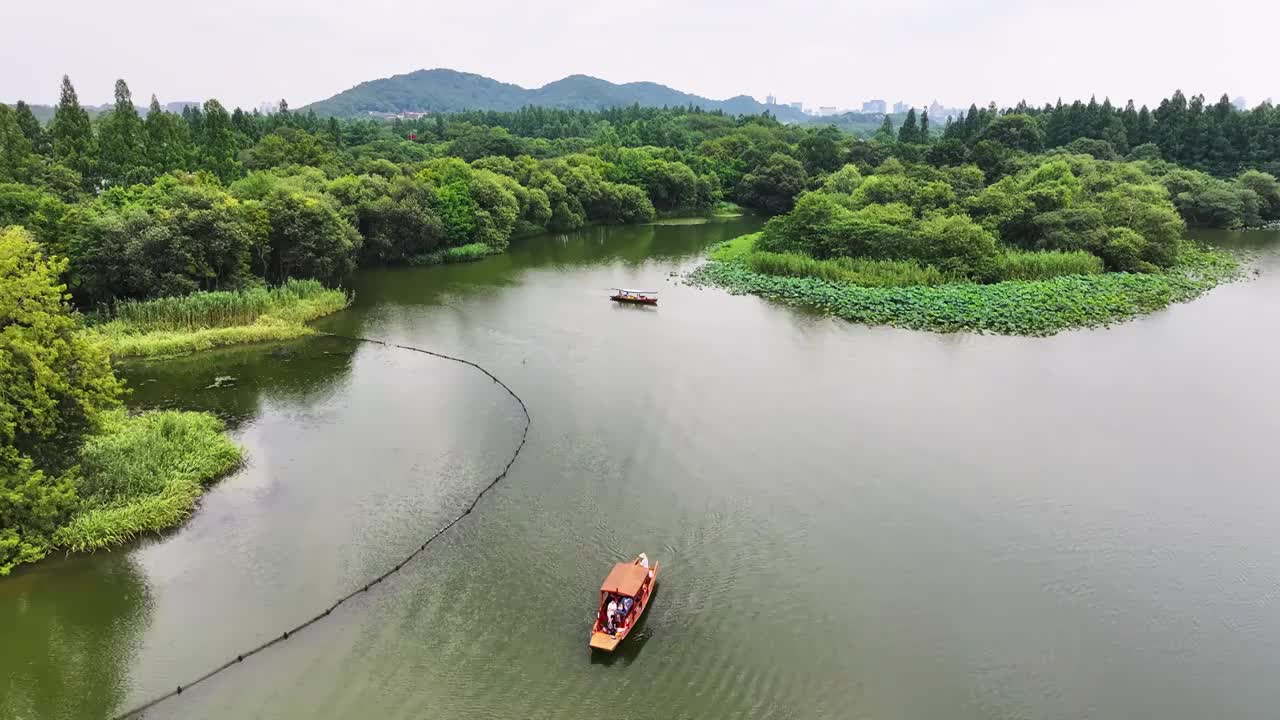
[
  {"xmin": 927, "ymin": 92, "xmax": 1280, "ymax": 177},
  {"xmin": 4, "ymin": 77, "xmax": 1280, "ymax": 309}
]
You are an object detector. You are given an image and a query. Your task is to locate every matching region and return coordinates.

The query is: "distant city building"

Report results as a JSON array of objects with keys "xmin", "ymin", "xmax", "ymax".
[
  {"xmin": 861, "ymin": 99, "xmax": 887, "ymax": 114},
  {"xmin": 366, "ymin": 110, "xmax": 432, "ymax": 120},
  {"xmin": 893, "ymin": 101, "xmax": 910, "ymax": 114},
  {"xmin": 1232, "ymin": 96, "xmax": 1247, "ymax": 110},
  {"xmin": 928, "ymin": 100, "xmax": 946, "ymax": 118},
  {"xmin": 788, "ymin": 101, "xmax": 804, "ymax": 111},
  {"xmin": 817, "ymin": 106, "xmax": 840, "ymax": 116},
  {"xmin": 766, "ymin": 93, "xmax": 777, "ymax": 106},
  {"xmin": 257, "ymin": 101, "xmax": 276, "ymax": 115}
]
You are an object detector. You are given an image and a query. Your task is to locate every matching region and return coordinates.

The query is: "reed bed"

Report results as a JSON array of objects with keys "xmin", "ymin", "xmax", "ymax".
[
  {"xmin": 91, "ymin": 280, "xmax": 349, "ymax": 358},
  {"xmin": 53, "ymin": 411, "xmax": 243, "ymax": 553},
  {"xmin": 109, "ymin": 279, "xmax": 337, "ymax": 332},
  {"xmin": 999, "ymin": 249, "xmax": 1104, "ymax": 280},
  {"xmin": 749, "ymin": 250, "xmax": 949, "ymax": 287},
  {"xmin": 410, "ymin": 242, "xmax": 497, "ymax": 266}
]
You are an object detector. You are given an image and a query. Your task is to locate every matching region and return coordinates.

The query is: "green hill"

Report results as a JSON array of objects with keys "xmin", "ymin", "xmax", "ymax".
[{"xmin": 302, "ymin": 69, "xmax": 807, "ymax": 121}]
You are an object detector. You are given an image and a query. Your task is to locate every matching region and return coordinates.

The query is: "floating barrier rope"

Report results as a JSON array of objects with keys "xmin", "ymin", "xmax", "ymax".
[{"xmin": 110, "ymin": 333, "xmax": 531, "ymax": 720}]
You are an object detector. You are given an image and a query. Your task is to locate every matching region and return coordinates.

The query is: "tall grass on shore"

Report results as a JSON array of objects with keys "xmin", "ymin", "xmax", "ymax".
[
  {"xmin": 53, "ymin": 411, "xmax": 243, "ymax": 553},
  {"xmin": 108, "ymin": 279, "xmax": 340, "ymax": 332},
  {"xmin": 749, "ymin": 250, "xmax": 949, "ymax": 287},
  {"xmin": 409, "ymin": 242, "xmax": 497, "ymax": 266},
  {"xmin": 999, "ymin": 249, "xmax": 1104, "ymax": 280},
  {"xmin": 91, "ymin": 279, "xmax": 349, "ymax": 358}
]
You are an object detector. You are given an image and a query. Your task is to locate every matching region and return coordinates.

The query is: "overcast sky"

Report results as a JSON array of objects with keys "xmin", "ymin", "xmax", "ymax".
[{"xmin": 3, "ymin": 0, "xmax": 1274, "ymax": 111}]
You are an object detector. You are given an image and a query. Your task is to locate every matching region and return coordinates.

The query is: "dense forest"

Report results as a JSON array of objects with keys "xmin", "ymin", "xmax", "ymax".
[{"xmin": 3, "ymin": 77, "xmax": 1280, "ymax": 310}]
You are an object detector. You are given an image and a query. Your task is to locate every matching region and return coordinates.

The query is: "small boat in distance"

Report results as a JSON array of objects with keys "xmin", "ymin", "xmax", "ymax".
[
  {"xmin": 590, "ymin": 554, "xmax": 659, "ymax": 652},
  {"xmin": 609, "ymin": 288, "xmax": 658, "ymax": 305}
]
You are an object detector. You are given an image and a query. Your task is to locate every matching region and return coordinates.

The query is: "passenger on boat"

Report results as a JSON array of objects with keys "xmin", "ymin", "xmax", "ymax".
[
  {"xmin": 606, "ymin": 595, "xmax": 619, "ymax": 635},
  {"xmin": 620, "ymin": 595, "xmax": 634, "ymax": 621}
]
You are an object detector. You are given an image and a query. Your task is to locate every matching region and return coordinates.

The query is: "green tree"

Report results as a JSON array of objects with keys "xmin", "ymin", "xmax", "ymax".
[
  {"xmin": 199, "ymin": 100, "xmax": 240, "ymax": 182},
  {"xmin": 898, "ymin": 108, "xmax": 919, "ymax": 144},
  {"xmin": 799, "ymin": 126, "xmax": 845, "ymax": 174},
  {"xmin": 1236, "ymin": 170, "xmax": 1280, "ymax": 220},
  {"xmin": 254, "ymin": 187, "xmax": 359, "ymax": 283},
  {"xmin": 145, "ymin": 96, "xmax": 193, "ymax": 175},
  {"xmin": 0, "ymin": 226, "xmax": 122, "ymax": 574},
  {"xmin": 874, "ymin": 115, "xmax": 895, "ymax": 143},
  {"xmin": 911, "ymin": 213, "xmax": 1002, "ymax": 280},
  {"xmin": 14, "ymin": 101, "xmax": 49, "ymax": 155},
  {"xmin": 738, "ymin": 153, "xmax": 806, "ymax": 214},
  {"xmin": 0, "ymin": 183, "xmax": 73, "ymax": 253},
  {"xmin": 0, "ymin": 226, "xmax": 121, "ymax": 468},
  {"xmin": 50, "ymin": 76, "xmax": 97, "ymax": 189},
  {"xmin": 70, "ymin": 174, "xmax": 269, "ymax": 303},
  {"xmin": 0, "ymin": 105, "xmax": 36, "ymax": 182},
  {"xmin": 98, "ymin": 79, "xmax": 147, "ymax": 187},
  {"xmin": 981, "ymin": 114, "xmax": 1044, "ymax": 153}
]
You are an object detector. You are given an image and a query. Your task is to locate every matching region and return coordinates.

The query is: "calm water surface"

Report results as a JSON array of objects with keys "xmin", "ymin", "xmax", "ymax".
[{"xmin": 3, "ymin": 218, "xmax": 1280, "ymax": 720}]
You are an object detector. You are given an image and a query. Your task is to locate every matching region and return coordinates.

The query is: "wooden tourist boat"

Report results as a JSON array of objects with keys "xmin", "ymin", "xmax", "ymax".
[
  {"xmin": 609, "ymin": 288, "xmax": 658, "ymax": 305},
  {"xmin": 590, "ymin": 554, "xmax": 659, "ymax": 651}
]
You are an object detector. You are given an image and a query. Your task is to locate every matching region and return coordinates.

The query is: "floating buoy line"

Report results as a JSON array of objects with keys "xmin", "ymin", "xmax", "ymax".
[{"xmin": 110, "ymin": 332, "xmax": 531, "ymax": 719}]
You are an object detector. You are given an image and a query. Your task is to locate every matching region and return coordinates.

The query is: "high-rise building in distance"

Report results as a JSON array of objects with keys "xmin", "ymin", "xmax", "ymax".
[
  {"xmin": 893, "ymin": 101, "xmax": 910, "ymax": 113},
  {"xmin": 766, "ymin": 93, "xmax": 777, "ymax": 106},
  {"xmin": 861, "ymin": 99, "xmax": 887, "ymax": 113}
]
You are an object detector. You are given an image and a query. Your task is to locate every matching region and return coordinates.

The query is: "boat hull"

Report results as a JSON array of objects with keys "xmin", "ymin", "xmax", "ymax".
[
  {"xmin": 610, "ymin": 295, "xmax": 658, "ymax": 305},
  {"xmin": 590, "ymin": 557, "xmax": 659, "ymax": 651}
]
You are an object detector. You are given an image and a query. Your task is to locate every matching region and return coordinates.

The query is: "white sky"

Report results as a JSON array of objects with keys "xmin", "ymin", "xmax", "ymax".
[{"xmin": 3, "ymin": 0, "xmax": 1274, "ymax": 111}]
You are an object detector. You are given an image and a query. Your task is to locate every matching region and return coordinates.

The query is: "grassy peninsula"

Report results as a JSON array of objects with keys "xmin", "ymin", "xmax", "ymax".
[
  {"xmin": 90, "ymin": 279, "xmax": 349, "ymax": 359},
  {"xmin": 53, "ymin": 411, "xmax": 243, "ymax": 553}
]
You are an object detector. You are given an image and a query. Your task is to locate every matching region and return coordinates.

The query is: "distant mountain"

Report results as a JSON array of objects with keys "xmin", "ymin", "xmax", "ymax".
[{"xmin": 302, "ymin": 69, "xmax": 807, "ymax": 121}]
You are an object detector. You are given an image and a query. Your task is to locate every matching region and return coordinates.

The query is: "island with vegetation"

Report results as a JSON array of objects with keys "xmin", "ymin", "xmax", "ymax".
[{"xmin": 693, "ymin": 98, "xmax": 1280, "ymax": 334}]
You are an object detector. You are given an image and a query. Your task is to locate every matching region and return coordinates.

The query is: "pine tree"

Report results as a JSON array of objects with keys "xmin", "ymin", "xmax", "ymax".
[
  {"xmin": 0, "ymin": 104, "xmax": 36, "ymax": 181},
  {"xmin": 98, "ymin": 79, "xmax": 146, "ymax": 186},
  {"xmin": 1135, "ymin": 106, "xmax": 1154, "ymax": 147},
  {"xmin": 199, "ymin": 100, "xmax": 240, "ymax": 181},
  {"xmin": 898, "ymin": 108, "xmax": 919, "ymax": 143},
  {"xmin": 146, "ymin": 95, "xmax": 193, "ymax": 175},
  {"xmin": 231, "ymin": 107, "xmax": 257, "ymax": 141},
  {"xmin": 13, "ymin": 101, "xmax": 48, "ymax": 155},
  {"xmin": 963, "ymin": 104, "xmax": 980, "ymax": 140},
  {"xmin": 874, "ymin": 114, "xmax": 895, "ymax": 142},
  {"xmin": 327, "ymin": 116, "xmax": 342, "ymax": 148},
  {"xmin": 50, "ymin": 75, "xmax": 97, "ymax": 188},
  {"xmin": 919, "ymin": 110, "xmax": 930, "ymax": 141}
]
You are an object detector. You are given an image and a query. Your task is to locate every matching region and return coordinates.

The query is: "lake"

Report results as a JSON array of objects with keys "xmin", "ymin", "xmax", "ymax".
[{"xmin": 3, "ymin": 217, "xmax": 1280, "ymax": 720}]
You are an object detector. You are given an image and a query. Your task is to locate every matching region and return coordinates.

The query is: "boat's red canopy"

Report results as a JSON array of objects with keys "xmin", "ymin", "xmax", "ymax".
[{"xmin": 600, "ymin": 562, "xmax": 648, "ymax": 597}]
